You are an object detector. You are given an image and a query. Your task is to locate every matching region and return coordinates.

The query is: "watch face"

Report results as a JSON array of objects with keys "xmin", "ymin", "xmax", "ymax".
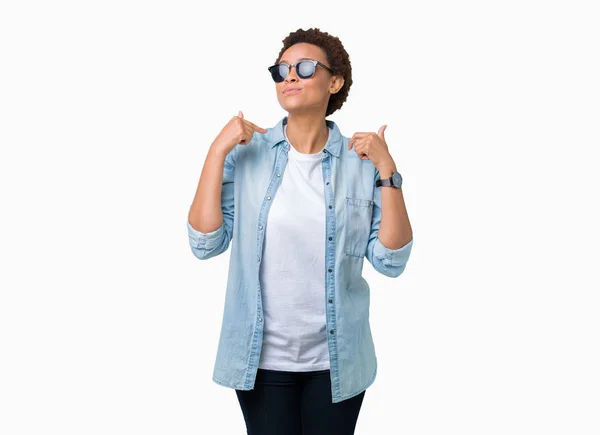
[{"xmin": 392, "ymin": 172, "xmax": 402, "ymax": 187}]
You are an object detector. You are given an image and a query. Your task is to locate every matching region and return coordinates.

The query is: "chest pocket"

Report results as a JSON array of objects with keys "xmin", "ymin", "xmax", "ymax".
[{"xmin": 344, "ymin": 197, "xmax": 374, "ymax": 258}]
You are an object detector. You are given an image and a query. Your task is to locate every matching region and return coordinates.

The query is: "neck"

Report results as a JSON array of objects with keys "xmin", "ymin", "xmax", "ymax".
[{"xmin": 285, "ymin": 112, "xmax": 329, "ymax": 154}]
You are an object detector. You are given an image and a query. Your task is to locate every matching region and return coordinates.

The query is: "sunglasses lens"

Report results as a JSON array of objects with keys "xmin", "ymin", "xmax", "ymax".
[
  {"xmin": 269, "ymin": 64, "xmax": 287, "ymax": 82},
  {"xmin": 297, "ymin": 61, "xmax": 315, "ymax": 78}
]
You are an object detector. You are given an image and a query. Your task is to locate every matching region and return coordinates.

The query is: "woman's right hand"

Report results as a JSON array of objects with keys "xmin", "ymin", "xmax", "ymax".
[{"xmin": 211, "ymin": 111, "xmax": 268, "ymax": 156}]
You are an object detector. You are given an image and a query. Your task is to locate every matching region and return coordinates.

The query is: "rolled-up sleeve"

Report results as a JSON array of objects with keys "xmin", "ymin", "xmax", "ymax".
[
  {"xmin": 371, "ymin": 236, "xmax": 413, "ymax": 277},
  {"xmin": 187, "ymin": 146, "xmax": 237, "ymax": 260},
  {"xmin": 365, "ymin": 167, "xmax": 413, "ymax": 277},
  {"xmin": 187, "ymin": 219, "xmax": 228, "ymax": 257}
]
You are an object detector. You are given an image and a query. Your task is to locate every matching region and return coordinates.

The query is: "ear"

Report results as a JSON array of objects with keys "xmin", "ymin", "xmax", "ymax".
[{"xmin": 329, "ymin": 76, "xmax": 345, "ymax": 95}]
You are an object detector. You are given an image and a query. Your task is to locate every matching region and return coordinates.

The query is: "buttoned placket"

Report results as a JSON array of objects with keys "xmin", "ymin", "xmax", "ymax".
[
  {"xmin": 247, "ymin": 142, "xmax": 291, "ymax": 385},
  {"xmin": 320, "ymin": 146, "xmax": 342, "ymax": 398}
]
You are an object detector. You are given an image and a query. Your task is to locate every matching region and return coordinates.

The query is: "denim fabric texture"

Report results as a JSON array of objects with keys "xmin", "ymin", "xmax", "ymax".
[{"xmin": 187, "ymin": 115, "xmax": 413, "ymax": 403}]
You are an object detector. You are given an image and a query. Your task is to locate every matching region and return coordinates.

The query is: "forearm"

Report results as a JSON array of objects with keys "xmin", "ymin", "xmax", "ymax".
[
  {"xmin": 377, "ymin": 161, "xmax": 413, "ymax": 250},
  {"xmin": 188, "ymin": 145, "xmax": 227, "ymax": 233}
]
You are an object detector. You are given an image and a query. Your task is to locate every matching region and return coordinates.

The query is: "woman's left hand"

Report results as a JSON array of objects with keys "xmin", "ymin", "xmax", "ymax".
[{"xmin": 348, "ymin": 125, "xmax": 395, "ymax": 169}]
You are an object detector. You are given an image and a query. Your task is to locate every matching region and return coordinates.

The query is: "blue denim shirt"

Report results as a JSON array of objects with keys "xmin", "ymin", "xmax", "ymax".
[{"xmin": 187, "ymin": 115, "xmax": 413, "ymax": 403}]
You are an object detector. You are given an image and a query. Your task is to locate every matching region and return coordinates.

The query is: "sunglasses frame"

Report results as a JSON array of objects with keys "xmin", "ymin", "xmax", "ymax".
[{"xmin": 267, "ymin": 59, "xmax": 335, "ymax": 83}]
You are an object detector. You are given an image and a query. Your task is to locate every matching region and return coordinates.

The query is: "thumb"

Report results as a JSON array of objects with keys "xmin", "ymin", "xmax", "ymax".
[
  {"xmin": 238, "ymin": 110, "xmax": 244, "ymax": 119},
  {"xmin": 378, "ymin": 124, "xmax": 387, "ymax": 139}
]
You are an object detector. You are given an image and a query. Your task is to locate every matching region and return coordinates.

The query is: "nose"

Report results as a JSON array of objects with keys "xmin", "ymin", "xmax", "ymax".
[{"xmin": 284, "ymin": 65, "xmax": 299, "ymax": 83}]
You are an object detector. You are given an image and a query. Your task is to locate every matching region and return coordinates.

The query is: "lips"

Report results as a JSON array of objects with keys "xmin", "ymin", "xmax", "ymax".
[{"xmin": 283, "ymin": 87, "xmax": 302, "ymax": 94}]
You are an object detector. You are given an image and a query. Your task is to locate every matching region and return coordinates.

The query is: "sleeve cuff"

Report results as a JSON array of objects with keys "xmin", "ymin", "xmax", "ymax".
[
  {"xmin": 187, "ymin": 219, "xmax": 225, "ymax": 250},
  {"xmin": 373, "ymin": 237, "xmax": 413, "ymax": 269}
]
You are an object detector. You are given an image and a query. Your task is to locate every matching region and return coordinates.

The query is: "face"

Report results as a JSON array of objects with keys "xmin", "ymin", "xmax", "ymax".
[{"xmin": 274, "ymin": 43, "xmax": 344, "ymax": 115}]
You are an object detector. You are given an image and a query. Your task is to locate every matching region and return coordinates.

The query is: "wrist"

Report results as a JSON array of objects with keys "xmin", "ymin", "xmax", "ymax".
[
  {"xmin": 208, "ymin": 144, "xmax": 229, "ymax": 161},
  {"xmin": 378, "ymin": 162, "xmax": 397, "ymax": 179}
]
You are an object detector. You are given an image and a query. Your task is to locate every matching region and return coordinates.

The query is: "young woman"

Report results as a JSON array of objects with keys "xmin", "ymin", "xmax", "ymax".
[{"xmin": 187, "ymin": 27, "xmax": 413, "ymax": 435}]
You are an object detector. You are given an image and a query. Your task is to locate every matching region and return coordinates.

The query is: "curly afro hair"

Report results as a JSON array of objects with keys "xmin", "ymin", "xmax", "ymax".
[{"xmin": 274, "ymin": 28, "xmax": 352, "ymax": 117}]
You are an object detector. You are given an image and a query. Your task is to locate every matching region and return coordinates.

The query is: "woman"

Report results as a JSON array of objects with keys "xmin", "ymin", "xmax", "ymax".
[{"xmin": 187, "ymin": 28, "xmax": 413, "ymax": 435}]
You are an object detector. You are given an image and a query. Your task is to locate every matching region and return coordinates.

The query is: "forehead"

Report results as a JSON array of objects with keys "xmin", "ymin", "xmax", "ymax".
[{"xmin": 280, "ymin": 43, "xmax": 326, "ymax": 63}]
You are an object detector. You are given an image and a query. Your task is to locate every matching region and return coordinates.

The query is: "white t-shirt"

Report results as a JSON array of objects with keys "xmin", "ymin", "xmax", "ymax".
[{"xmin": 257, "ymin": 125, "xmax": 331, "ymax": 372}]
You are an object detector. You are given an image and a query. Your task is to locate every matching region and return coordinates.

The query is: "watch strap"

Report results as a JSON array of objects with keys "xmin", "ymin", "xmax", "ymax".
[
  {"xmin": 376, "ymin": 171, "xmax": 402, "ymax": 188},
  {"xmin": 375, "ymin": 177, "xmax": 393, "ymax": 187}
]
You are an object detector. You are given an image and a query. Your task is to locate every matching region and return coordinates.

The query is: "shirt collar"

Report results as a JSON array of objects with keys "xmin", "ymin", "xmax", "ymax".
[{"xmin": 267, "ymin": 115, "xmax": 343, "ymax": 158}]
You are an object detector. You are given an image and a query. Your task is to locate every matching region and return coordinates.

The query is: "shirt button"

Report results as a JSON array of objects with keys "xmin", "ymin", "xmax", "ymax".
[
  {"xmin": 257, "ymin": 256, "xmax": 260, "ymax": 262},
  {"xmin": 328, "ymin": 268, "xmax": 332, "ymax": 273},
  {"xmin": 323, "ymin": 149, "xmax": 327, "ymax": 153},
  {"xmin": 259, "ymin": 225, "xmax": 263, "ymax": 230},
  {"xmin": 276, "ymin": 173, "xmax": 281, "ymax": 177},
  {"xmin": 328, "ymin": 299, "xmax": 332, "ymax": 303},
  {"xmin": 326, "ymin": 181, "xmax": 329, "ymax": 185},
  {"xmin": 267, "ymin": 196, "xmax": 271, "ymax": 200},
  {"xmin": 328, "ymin": 237, "xmax": 332, "ymax": 241},
  {"xmin": 328, "ymin": 205, "xmax": 332, "ymax": 209},
  {"xmin": 258, "ymin": 317, "xmax": 262, "ymax": 322},
  {"xmin": 330, "ymin": 329, "xmax": 334, "ymax": 334}
]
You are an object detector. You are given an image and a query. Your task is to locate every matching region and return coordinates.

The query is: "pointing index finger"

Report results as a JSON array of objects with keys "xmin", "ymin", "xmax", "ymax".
[{"xmin": 244, "ymin": 119, "xmax": 268, "ymax": 134}]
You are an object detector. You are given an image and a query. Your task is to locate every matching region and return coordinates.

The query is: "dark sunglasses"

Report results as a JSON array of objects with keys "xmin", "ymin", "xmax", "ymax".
[{"xmin": 267, "ymin": 59, "xmax": 335, "ymax": 83}]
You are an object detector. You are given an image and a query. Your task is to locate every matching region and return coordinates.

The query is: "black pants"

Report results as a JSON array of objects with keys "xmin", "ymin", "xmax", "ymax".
[{"xmin": 235, "ymin": 368, "xmax": 366, "ymax": 435}]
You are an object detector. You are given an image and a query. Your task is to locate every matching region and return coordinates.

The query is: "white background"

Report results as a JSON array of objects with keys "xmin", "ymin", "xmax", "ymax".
[{"xmin": 1, "ymin": 1, "xmax": 599, "ymax": 434}]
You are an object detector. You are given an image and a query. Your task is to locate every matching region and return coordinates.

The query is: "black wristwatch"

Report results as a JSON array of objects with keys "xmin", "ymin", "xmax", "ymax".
[{"xmin": 375, "ymin": 171, "xmax": 402, "ymax": 188}]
